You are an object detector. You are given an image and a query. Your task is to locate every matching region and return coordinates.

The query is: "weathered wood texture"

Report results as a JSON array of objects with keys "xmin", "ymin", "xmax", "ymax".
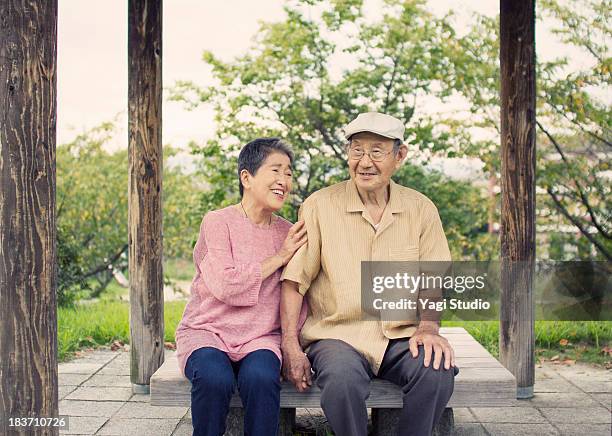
[
  {"xmin": 0, "ymin": 1, "xmax": 59, "ymax": 435},
  {"xmin": 128, "ymin": 0, "xmax": 164, "ymax": 388},
  {"xmin": 499, "ymin": 0, "xmax": 536, "ymax": 397},
  {"xmin": 151, "ymin": 328, "xmax": 516, "ymax": 409}
]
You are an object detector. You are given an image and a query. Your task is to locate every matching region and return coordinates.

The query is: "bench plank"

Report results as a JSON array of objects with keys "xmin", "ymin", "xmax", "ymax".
[{"xmin": 150, "ymin": 327, "xmax": 516, "ymax": 409}]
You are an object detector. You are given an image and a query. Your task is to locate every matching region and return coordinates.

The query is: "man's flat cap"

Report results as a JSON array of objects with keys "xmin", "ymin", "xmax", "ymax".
[{"xmin": 343, "ymin": 112, "xmax": 405, "ymax": 142}]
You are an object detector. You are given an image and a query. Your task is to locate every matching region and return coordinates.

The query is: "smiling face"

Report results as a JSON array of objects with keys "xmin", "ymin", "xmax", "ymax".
[
  {"xmin": 240, "ymin": 151, "xmax": 293, "ymax": 212},
  {"xmin": 347, "ymin": 131, "xmax": 407, "ymax": 193}
]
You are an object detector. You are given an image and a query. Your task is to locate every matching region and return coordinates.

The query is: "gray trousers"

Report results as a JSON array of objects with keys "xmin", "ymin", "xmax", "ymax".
[{"xmin": 307, "ymin": 338, "xmax": 458, "ymax": 436}]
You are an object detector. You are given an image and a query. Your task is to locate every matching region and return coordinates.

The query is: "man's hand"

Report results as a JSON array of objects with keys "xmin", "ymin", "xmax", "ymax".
[
  {"xmin": 281, "ymin": 339, "xmax": 312, "ymax": 392},
  {"xmin": 409, "ymin": 325, "xmax": 455, "ymax": 370}
]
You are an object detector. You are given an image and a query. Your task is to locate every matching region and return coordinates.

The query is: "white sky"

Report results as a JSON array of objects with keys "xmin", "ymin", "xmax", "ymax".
[{"xmin": 57, "ymin": 0, "xmax": 598, "ymax": 157}]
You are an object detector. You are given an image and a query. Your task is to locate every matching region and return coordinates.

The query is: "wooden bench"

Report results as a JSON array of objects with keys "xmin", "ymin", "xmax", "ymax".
[{"xmin": 151, "ymin": 327, "xmax": 516, "ymax": 435}]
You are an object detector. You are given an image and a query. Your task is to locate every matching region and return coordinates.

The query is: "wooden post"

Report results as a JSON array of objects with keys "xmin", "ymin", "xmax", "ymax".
[
  {"xmin": 128, "ymin": 0, "xmax": 164, "ymax": 393},
  {"xmin": 0, "ymin": 1, "xmax": 59, "ymax": 434},
  {"xmin": 499, "ymin": 0, "xmax": 536, "ymax": 399}
]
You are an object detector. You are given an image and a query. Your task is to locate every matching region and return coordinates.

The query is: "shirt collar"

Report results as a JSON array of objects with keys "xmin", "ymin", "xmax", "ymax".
[{"xmin": 345, "ymin": 178, "xmax": 405, "ymax": 213}]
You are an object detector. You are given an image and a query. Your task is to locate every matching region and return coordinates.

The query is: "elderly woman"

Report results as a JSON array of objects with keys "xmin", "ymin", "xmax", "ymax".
[{"xmin": 176, "ymin": 138, "xmax": 307, "ymax": 436}]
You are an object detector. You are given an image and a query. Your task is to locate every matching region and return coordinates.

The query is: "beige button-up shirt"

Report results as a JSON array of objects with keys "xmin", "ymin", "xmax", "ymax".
[{"xmin": 281, "ymin": 179, "xmax": 451, "ymax": 374}]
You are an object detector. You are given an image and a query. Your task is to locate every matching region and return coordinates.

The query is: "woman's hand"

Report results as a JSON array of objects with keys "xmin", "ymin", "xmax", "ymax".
[{"xmin": 278, "ymin": 220, "xmax": 307, "ymax": 265}]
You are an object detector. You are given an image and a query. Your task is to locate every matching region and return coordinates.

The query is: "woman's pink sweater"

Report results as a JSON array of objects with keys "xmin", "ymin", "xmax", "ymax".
[{"xmin": 175, "ymin": 206, "xmax": 297, "ymax": 376}]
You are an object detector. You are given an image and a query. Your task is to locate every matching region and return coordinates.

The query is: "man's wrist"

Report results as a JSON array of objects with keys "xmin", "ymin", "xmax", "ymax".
[
  {"xmin": 281, "ymin": 333, "xmax": 300, "ymax": 346},
  {"xmin": 416, "ymin": 321, "xmax": 440, "ymax": 334}
]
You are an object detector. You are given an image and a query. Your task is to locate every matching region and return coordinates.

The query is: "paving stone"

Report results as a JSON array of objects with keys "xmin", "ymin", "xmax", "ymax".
[
  {"xmin": 570, "ymin": 379, "xmax": 612, "ymax": 393},
  {"xmin": 452, "ymin": 423, "xmax": 488, "ymax": 435},
  {"xmin": 59, "ymin": 373, "xmax": 91, "ymax": 386},
  {"xmin": 99, "ymin": 364, "xmax": 129, "ymax": 374},
  {"xmin": 453, "ymin": 408, "xmax": 478, "ymax": 423},
  {"xmin": 59, "ymin": 362, "xmax": 105, "ymax": 374},
  {"xmin": 553, "ymin": 365, "xmax": 611, "ymax": 382},
  {"xmin": 555, "ymin": 363, "xmax": 610, "ymax": 374},
  {"xmin": 111, "ymin": 353, "xmax": 130, "ymax": 363},
  {"xmin": 59, "ymin": 416, "xmax": 107, "ymax": 435},
  {"xmin": 534, "ymin": 378, "xmax": 581, "ymax": 393},
  {"xmin": 59, "ymin": 385, "xmax": 77, "ymax": 400},
  {"xmin": 127, "ymin": 393, "xmax": 150, "ymax": 403},
  {"xmin": 102, "ymin": 359, "xmax": 129, "ymax": 369},
  {"xmin": 590, "ymin": 393, "xmax": 612, "ymax": 410},
  {"xmin": 115, "ymin": 401, "xmax": 188, "ymax": 419},
  {"xmin": 539, "ymin": 406, "xmax": 611, "ymax": 424},
  {"xmin": 82, "ymin": 374, "xmax": 131, "ymax": 388},
  {"xmin": 536, "ymin": 368, "xmax": 564, "ymax": 381},
  {"xmin": 482, "ymin": 423, "xmax": 559, "ymax": 435},
  {"xmin": 59, "ymin": 399, "xmax": 124, "ymax": 417},
  {"xmin": 97, "ymin": 365, "xmax": 131, "ymax": 376},
  {"xmin": 556, "ymin": 423, "xmax": 611, "ymax": 436},
  {"xmin": 471, "ymin": 407, "xmax": 546, "ymax": 423},
  {"xmin": 171, "ymin": 420, "xmax": 193, "ymax": 436},
  {"xmin": 96, "ymin": 418, "xmax": 180, "ymax": 435},
  {"xmin": 71, "ymin": 353, "xmax": 117, "ymax": 365},
  {"xmin": 520, "ymin": 392, "xmax": 599, "ymax": 408},
  {"xmin": 66, "ymin": 386, "xmax": 132, "ymax": 402}
]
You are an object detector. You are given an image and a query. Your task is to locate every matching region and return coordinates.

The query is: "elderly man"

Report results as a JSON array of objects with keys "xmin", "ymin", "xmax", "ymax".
[{"xmin": 280, "ymin": 112, "xmax": 458, "ymax": 436}]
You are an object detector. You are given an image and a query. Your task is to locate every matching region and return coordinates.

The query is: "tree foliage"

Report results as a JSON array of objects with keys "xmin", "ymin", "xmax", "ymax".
[
  {"xmin": 449, "ymin": 0, "xmax": 611, "ymax": 260},
  {"xmin": 171, "ymin": 0, "xmax": 495, "ymax": 259},
  {"xmin": 56, "ymin": 124, "xmax": 203, "ymax": 305},
  {"xmin": 172, "ymin": 0, "xmax": 609, "ymax": 260}
]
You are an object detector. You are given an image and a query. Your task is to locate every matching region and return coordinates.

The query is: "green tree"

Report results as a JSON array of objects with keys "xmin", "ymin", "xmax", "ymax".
[
  {"xmin": 57, "ymin": 124, "xmax": 129, "ymax": 304},
  {"xmin": 393, "ymin": 165, "xmax": 498, "ymax": 260},
  {"xmin": 57, "ymin": 124, "xmax": 203, "ymax": 305},
  {"xmin": 446, "ymin": 0, "xmax": 610, "ymax": 260},
  {"xmin": 172, "ymin": 0, "xmax": 495, "ymax": 259}
]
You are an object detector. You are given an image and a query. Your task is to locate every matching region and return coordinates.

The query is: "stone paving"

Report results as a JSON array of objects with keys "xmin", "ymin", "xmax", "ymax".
[{"xmin": 58, "ymin": 348, "xmax": 611, "ymax": 435}]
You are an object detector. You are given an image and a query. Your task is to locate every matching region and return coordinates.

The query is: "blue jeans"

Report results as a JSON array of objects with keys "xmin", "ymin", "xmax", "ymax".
[{"xmin": 184, "ymin": 347, "xmax": 281, "ymax": 436}]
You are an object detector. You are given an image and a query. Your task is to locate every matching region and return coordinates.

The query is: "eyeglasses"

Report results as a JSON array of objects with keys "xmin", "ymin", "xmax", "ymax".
[{"xmin": 347, "ymin": 147, "xmax": 394, "ymax": 162}]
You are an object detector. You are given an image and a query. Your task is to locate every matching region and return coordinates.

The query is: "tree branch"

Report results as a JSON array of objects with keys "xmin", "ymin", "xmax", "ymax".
[
  {"xmin": 546, "ymin": 188, "xmax": 611, "ymax": 261},
  {"xmin": 549, "ymin": 103, "xmax": 612, "ymax": 148},
  {"xmin": 312, "ymin": 117, "xmax": 345, "ymax": 161},
  {"xmin": 383, "ymin": 55, "xmax": 400, "ymax": 112},
  {"xmin": 79, "ymin": 244, "xmax": 129, "ymax": 281},
  {"xmin": 537, "ymin": 121, "xmax": 611, "ymax": 239}
]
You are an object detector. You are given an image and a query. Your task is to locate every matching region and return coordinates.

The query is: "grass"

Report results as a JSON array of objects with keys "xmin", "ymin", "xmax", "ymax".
[
  {"xmin": 59, "ymin": 257, "xmax": 610, "ymax": 366},
  {"xmin": 164, "ymin": 257, "xmax": 196, "ymax": 282},
  {"xmin": 444, "ymin": 320, "xmax": 612, "ymax": 366},
  {"xmin": 58, "ymin": 297, "xmax": 611, "ymax": 367},
  {"xmin": 58, "ymin": 300, "xmax": 186, "ymax": 362}
]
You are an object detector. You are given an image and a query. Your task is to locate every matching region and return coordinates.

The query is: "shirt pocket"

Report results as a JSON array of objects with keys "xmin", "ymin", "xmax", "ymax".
[{"xmin": 388, "ymin": 246, "xmax": 420, "ymax": 261}]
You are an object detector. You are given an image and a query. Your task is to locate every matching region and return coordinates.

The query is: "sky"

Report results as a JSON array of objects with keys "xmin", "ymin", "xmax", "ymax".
[{"xmin": 57, "ymin": 0, "xmax": 597, "ymax": 170}]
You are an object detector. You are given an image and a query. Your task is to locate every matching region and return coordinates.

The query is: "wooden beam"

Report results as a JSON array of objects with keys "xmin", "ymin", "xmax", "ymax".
[
  {"xmin": 499, "ymin": 0, "xmax": 536, "ymax": 399},
  {"xmin": 0, "ymin": 1, "xmax": 59, "ymax": 433},
  {"xmin": 128, "ymin": 0, "xmax": 164, "ymax": 392}
]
